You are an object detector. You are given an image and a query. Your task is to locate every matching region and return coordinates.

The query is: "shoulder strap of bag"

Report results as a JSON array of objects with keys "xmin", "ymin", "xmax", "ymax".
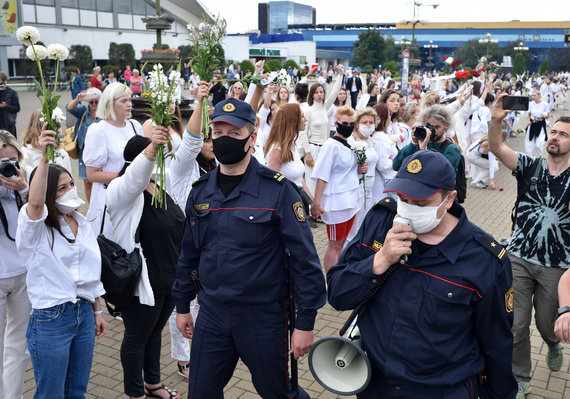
[
  {"xmin": 73, "ymin": 110, "xmax": 87, "ymax": 141},
  {"xmin": 128, "ymin": 119, "xmax": 137, "ymax": 135},
  {"xmin": 100, "ymin": 204, "xmax": 140, "ymax": 243}
]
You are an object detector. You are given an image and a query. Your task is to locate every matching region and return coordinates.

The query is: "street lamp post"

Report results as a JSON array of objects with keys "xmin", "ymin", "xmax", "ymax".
[
  {"xmin": 424, "ymin": 40, "xmax": 438, "ymax": 67},
  {"xmin": 395, "ymin": 36, "xmax": 411, "ymax": 49},
  {"xmin": 478, "ymin": 32, "xmax": 499, "ymax": 59},
  {"xmin": 514, "ymin": 41, "xmax": 529, "ymax": 52}
]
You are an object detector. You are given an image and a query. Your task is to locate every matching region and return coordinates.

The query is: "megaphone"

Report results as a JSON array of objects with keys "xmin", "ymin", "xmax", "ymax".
[{"xmin": 308, "ymin": 323, "xmax": 371, "ymax": 395}]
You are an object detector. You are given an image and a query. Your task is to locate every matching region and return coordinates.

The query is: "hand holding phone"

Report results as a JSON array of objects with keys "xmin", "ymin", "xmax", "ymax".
[{"xmin": 393, "ymin": 216, "xmax": 412, "ymax": 264}]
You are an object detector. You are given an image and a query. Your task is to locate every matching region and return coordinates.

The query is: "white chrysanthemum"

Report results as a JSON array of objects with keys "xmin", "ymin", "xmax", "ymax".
[
  {"xmin": 52, "ymin": 107, "xmax": 66, "ymax": 124},
  {"xmin": 16, "ymin": 26, "xmax": 40, "ymax": 44},
  {"xmin": 445, "ymin": 57, "xmax": 454, "ymax": 65},
  {"xmin": 26, "ymin": 45, "xmax": 48, "ymax": 61},
  {"xmin": 198, "ymin": 23, "xmax": 205, "ymax": 31},
  {"xmin": 47, "ymin": 44, "xmax": 69, "ymax": 61}
]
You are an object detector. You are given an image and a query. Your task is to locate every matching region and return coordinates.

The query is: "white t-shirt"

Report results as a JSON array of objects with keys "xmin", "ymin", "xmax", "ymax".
[
  {"xmin": 528, "ymin": 100, "xmax": 549, "ymax": 119},
  {"xmin": 311, "ymin": 138, "xmax": 360, "ymax": 224},
  {"xmin": 266, "ymin": 145, "xmax": 304, "ymax": 188},
  {"xmin": 21, "ymin": 144, "xmax": 72, "ymax": 180},
  {"xmin": 83, "ymin": 119, "xmax": 143, "ymax": 236},
  {"xmin": 16, "ymin": 205, "xmax": 105, "ymax": 309}
]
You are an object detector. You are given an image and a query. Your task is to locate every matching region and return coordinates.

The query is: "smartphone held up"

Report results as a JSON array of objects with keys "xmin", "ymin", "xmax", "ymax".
[{"xmin": 502, "ymin": 95, "xmax": 529, "ymax": 111}]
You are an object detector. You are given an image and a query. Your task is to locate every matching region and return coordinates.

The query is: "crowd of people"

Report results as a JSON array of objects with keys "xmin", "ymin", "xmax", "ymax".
[{"xmin": 0, "ymin": 59, "xmax": 569, "ymax": 399}]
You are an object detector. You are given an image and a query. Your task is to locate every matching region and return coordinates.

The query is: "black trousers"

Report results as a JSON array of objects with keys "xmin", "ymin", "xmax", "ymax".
[
  {"xmin": 350, "ymin": 91, "xmax": 359, "ymax": 109},
  {"xmin": 120, "ymin": 292, "xmax": 175, "ymax": 397}
]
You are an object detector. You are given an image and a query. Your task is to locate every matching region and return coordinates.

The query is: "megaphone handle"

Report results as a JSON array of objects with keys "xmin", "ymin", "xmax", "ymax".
[{"xmin": 339, "ymin": 263, "xmax": 398, "ymax": 337}]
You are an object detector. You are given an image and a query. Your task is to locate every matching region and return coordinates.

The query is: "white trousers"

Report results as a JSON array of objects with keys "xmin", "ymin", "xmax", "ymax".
[
  {"xmin": 0, "ymin": 273, "xmax": 31, "ymax": 399},
  {"xmin": 525, "ymin": 128, "xmax": 546, "ymax": 157},
  {"xmin": 169, "ymin": 299, "xmax": 200, "ymax": 362}
]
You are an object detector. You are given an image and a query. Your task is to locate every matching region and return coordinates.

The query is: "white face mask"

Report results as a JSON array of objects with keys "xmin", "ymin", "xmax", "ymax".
[
  {"xmin": 359, "ymin": 124, "xmax": 375, "ymax": 138},
  {"xmin": 55, "ymin": 188, "xmax": 85, "ymax": 215},
  {"xmin": 396, "ymin": 195, "xmax": 449, "ymax": 234}
]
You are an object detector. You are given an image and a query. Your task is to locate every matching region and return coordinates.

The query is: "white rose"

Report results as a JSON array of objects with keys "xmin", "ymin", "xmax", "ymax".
[
  {"xmin": 47, "ymin": 44, "xmax": 69, "ymax": 61},
  {"xmin": 26, "ymin": 44, "xmax": 48, "ymax": 61},
  {"xmin": 52, "ymin": 107, "xmax": 66, "ymax": 124},
  {"xmin": 445, "ymin": 57, "xmax": 454, "ymax": 65},
  {"xmin": 16, "ymin": 26, "xmax": 40, "ymax": 44}
]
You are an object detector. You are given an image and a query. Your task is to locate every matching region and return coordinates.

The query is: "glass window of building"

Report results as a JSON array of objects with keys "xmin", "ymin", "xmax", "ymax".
[
  {"xmin": 97, "ymin": 0, "xmax": 112, "ymax": 12},
  {"xmin": 36, "ymin": 0, "xmax": 55, "ymax": 5},
  {"xmin": 79, "ymin": 0, "xmax": 96, "ymax": 10},
  {"xmin": 117, "ymin": 0, "xmax": 131, "ymax": 14},
  {"xmin": 61, "ymin": 0, "xmax": 79, "ymax": 7}
]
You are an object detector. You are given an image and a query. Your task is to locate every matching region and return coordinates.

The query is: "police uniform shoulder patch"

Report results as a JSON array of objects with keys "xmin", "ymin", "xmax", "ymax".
[
  {"xmin": 373, "ymin": 197, "xmax": 397, "ymax": 213},
  {"xmin": 292, "ymin": 201, "xmax": 306, "ymax": 222},
  {"xmin": 192, "ymin": 171, "xmax": 211, "ymax": 186},
  {"xmin": 259, "ymin": 167, "xmax": 287, "ymax": 184},
  {"xmin": 476, "ymin": 234, "xmax": 507, "ymax": 262},
  {"xmin": 505, "ymin": 286, "xmax": 514, "ymax": 313}
]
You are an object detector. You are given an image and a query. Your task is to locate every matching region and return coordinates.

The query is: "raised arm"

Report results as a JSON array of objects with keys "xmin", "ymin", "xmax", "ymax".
[
  {"xmin": 488, "ymin": 94, "xmax": 518, "ymax": 171},
  {"xmin": 26, "ymin": 124, "xmax": 54, "ymax": 220}
]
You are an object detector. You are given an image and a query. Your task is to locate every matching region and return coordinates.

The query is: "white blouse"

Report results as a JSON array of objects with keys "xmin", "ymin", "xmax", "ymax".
[
  {"xmin": 266, "ymin": 145, "xmax": 304, "ymax": 188},
  {"xmin": 16, "ymin": 205, "xmax": 105, "ymax": 309},
  {"xmin": 0, "ymin": 194, "xmax": 26, "ymax": 278},
  {"xmin": 311, "ymin": 138, "xmax": 360, "ymax": 224},
  {"xmin": 21, "ymin": 144, "xmax": 72, "ymax": 180}
]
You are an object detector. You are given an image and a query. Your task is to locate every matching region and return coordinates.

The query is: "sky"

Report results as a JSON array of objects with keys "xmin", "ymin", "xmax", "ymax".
[{"xmin": 201, "ymin": 0, "xmax": 568, "ymax": 34}]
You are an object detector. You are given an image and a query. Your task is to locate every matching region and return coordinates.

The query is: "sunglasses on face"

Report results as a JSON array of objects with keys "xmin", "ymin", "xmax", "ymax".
[
  {"xmin": 338, "ymin": 121, "xmax": 355, "ymax": 127},
  {"xmin": 89, "ymin": 100, "xmax": 99, "ymax": 105}
]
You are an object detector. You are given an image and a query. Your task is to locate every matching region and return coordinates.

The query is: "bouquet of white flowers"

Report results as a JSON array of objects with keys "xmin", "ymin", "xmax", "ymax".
[
  {"xmin": 351, "ymin": 140, "xmax": 368, "ymax": 208},
  {"xmin": 146, "ymin": 63, "xmax": 182, "ymax": 208},
  {"xmin": 187, "ymin": 15, "xmax": 227, "ymax": 138},
  {"xmin": 17, "ymin": 26, "xmax": 69, "ymax": 163}
]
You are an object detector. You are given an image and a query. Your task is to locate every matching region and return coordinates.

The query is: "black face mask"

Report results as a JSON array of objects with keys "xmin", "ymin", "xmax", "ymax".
[
  {"xmin": 212, "ymin": 134, "xmax": 252, "ymax": 165},
  {"xmin": 336, "ymin": 123, "xmax": 354, "ymax": 138}
]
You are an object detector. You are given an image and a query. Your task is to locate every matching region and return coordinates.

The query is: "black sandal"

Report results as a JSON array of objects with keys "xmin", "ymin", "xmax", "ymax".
[
  {"xmin": 177, "ymin": 362, "xmax": 189, "ymax": 379},
  {"xmin": 144, "ymin": 384, "xmax": 180, "ymax": 399}
]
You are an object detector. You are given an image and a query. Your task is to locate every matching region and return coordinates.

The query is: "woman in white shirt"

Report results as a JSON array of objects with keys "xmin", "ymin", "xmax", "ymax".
[
  {"xmin": 371, "ymin": 103, "xmax": 398, "ymax": 201},
  {"xmin": 0, "ymin": 131, "xmax": 31, "ymax": 399},
  {"xmin": 265, "ymin": 103, "xmax": 313, "ymax": 205},
  {"xmin": 83, "ymin": 82, "xmax": 142, "ymax": 237},
  {"xmin": 16, "ymin": 126, "xmax": 106, "ymax": 399},
  {"xmin": 379, "ymin": 89, "xmax": 403, "ymax": 144},
  {"xmin": 346, "ymin": 108, "xmax": 379, "ymax": 243},
  {"xmin": 299, "ymin": 65, "xmax": 345, "ymax": 194},
  {"xmin": 275, "ymin": 86, "xmax": 290, "ymax": 108},
  {"xmin": 311, "ymin": 106, "xmax": 367, "ymax": 272},
  {"xmin": 327, "ymin": 88, "xmax": 348, "ymax": 137},
  {"xmin": 20, "ymin": 109, "xmax": 72, "ymax": 179},
  {"xmin": 526, "ymin": 90, "xmax": 550, "ymax": 157}
]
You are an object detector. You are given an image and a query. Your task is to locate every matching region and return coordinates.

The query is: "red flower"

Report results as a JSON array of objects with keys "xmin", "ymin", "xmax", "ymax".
[
  {"xmin": 455, "ymin": 70, "xmax": 470, "ymax": 80},
  {"xmin": 471, "ymin": 70, "xmax": 480, "ymax": 77},
  {"xmin": 481, "ymin": 67, "xmax": 487, "ymax": 72},
  {"xmin": 472, "ymin": 46, "xmax": 476, "ymax": 50},
  {"xmin": 451, "ymin": 59, "xmax": 463, "ymax": 69},
  {"xmin": 442, "ymin": 57, "xmax": 447, "ymax": 62}
]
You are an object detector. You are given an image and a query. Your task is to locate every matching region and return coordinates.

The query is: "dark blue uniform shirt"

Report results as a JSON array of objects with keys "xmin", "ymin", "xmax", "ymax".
[
  {"xmin": 172, "ymin": 157, "xmax": 326, "ymax": 331},
  {"xmin": 328, "ymin": 198, "xmax": 517, "ymax": 398}
]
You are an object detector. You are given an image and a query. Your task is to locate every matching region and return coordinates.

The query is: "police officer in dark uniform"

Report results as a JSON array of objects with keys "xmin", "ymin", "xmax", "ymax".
[
  {"xmin": 172, "ymin": 97, "xmax": 327, "ymax": 399},
  {"xmin": 327, "ymin": 150, "xmax": 517, "ymax": 398}
]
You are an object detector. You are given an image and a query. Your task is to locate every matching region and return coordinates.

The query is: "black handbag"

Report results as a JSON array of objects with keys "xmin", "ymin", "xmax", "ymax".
[{"xmin": 97, "ymin": 205, "xmax": 142, "ymax": 315}]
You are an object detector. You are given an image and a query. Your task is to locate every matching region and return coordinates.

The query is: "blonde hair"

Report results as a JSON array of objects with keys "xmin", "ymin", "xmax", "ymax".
[
  {"xmin": 422, "ymin": 91, "xmax": 440, "ymax": 109},
  {"xmin": 335, "ymin": 105, "xmax": 355, "ymax": 121},
  {"xmin": 355, "ymin": 107, "xmax": 378, "ymax": 126},
  {"xmin": 21, "ymin": 109, "xmax": 43, "ymax": 149},
  {"xmin": 92, "ymin": 66, "xmax": 100, "ymax": 74},
  {"xmin": 97, "ymin": 82, "xmax": 132, "ymax": 120},
  {"xmin": 0, "ymin": 130, "xmax": 23, "ymax": 162}
]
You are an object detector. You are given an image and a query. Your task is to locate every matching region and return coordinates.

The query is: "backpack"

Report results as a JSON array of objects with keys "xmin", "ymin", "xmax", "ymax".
[{"xmin": 437, "ymin": 139, "xmax": 467, "ymax": 203}]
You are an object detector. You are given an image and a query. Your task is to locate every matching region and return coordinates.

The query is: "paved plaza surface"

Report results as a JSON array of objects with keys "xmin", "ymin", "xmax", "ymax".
[{"xmin": 10, "ymin": 87, "xmax": 570, "ymax": 398}]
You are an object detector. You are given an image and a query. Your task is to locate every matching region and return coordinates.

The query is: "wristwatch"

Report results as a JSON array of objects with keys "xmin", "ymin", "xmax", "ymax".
[{"xmin": 557, "ymin": 306, "xmax": 570, "ymax": 316}]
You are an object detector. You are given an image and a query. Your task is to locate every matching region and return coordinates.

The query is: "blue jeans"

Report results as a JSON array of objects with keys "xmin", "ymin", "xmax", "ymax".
[{"xmin": 26, "ymin": 299, "xmax": 95, "ymax": 399}]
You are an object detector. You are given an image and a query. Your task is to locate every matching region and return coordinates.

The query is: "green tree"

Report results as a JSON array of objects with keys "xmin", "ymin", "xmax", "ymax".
[
  {"xmin": 178, "ymin": 45, "xmax": 195, "ymax": 62},
  {"xmin": 283, "ymin": 59, "xmax": 299, "ymax": 70},
  {"xmin": 512, "ymin": 53, "xmax": 526, "ymax": 76},
  {"xmin": 108, "ymin": 43, "xmax": 136, "ymax": 70},
  {"xmin": 454, "ymin": 38, "xmax": 503, "ymax": 68},
  {"xmin": 383, "ymin": 61, "xmax": 398, "ymax": 74},
  {"xmin": 68, "ymin": 44, "xmax": 93, "ymax": 74},
  {"xmin": 383, "ymin": 34, "xmax": 397, "ymax": 63},
  {"xmin": 538, "ymin": 59, "xmax": 549, "ymax": 75},
  {"xmin": 239, "ymin": 60, "xmax": 255, "ymax": 74},
  {"xmin": 264, "ymin": 59, "xmax": 282, "ymax": 72},
  {"xmin": 352, "ymin": 29, "xmax": 385, "ymax": 68}
]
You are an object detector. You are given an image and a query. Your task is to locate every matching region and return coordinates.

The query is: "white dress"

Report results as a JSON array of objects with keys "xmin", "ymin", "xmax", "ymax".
[
  {"xmin": 311, "ymin": 138, "xmax": 360, "ymax": 225},
  {"xmin": 346, "ymin": 136, "xmax": 379, "ymax": 243},
  {"xmin": 371, "ymin": 131, "xmax": 398, "ymax": 202},
  {"xmin": 265, "ymin": 144, "xmax": 304, "ymax": 189},
  {"xmin": 82, "ymin": 119, "xmax": 143, "ymax": 237}
]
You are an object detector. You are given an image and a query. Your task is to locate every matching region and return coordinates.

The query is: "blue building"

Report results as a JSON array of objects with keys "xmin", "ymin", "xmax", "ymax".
[{"xmin": 258, "ymin": 1, "xmax": 315, "ymax": 34}]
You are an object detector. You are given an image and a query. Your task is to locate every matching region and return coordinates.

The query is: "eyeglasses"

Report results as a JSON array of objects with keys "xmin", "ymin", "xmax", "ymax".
[
  {"xmin": 89, "ymin": 100, "xmax": 99, "ymax": 105},
  {"xmin": 339, "ymin": 121, "xmax": 355, "ymax": 127}
]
